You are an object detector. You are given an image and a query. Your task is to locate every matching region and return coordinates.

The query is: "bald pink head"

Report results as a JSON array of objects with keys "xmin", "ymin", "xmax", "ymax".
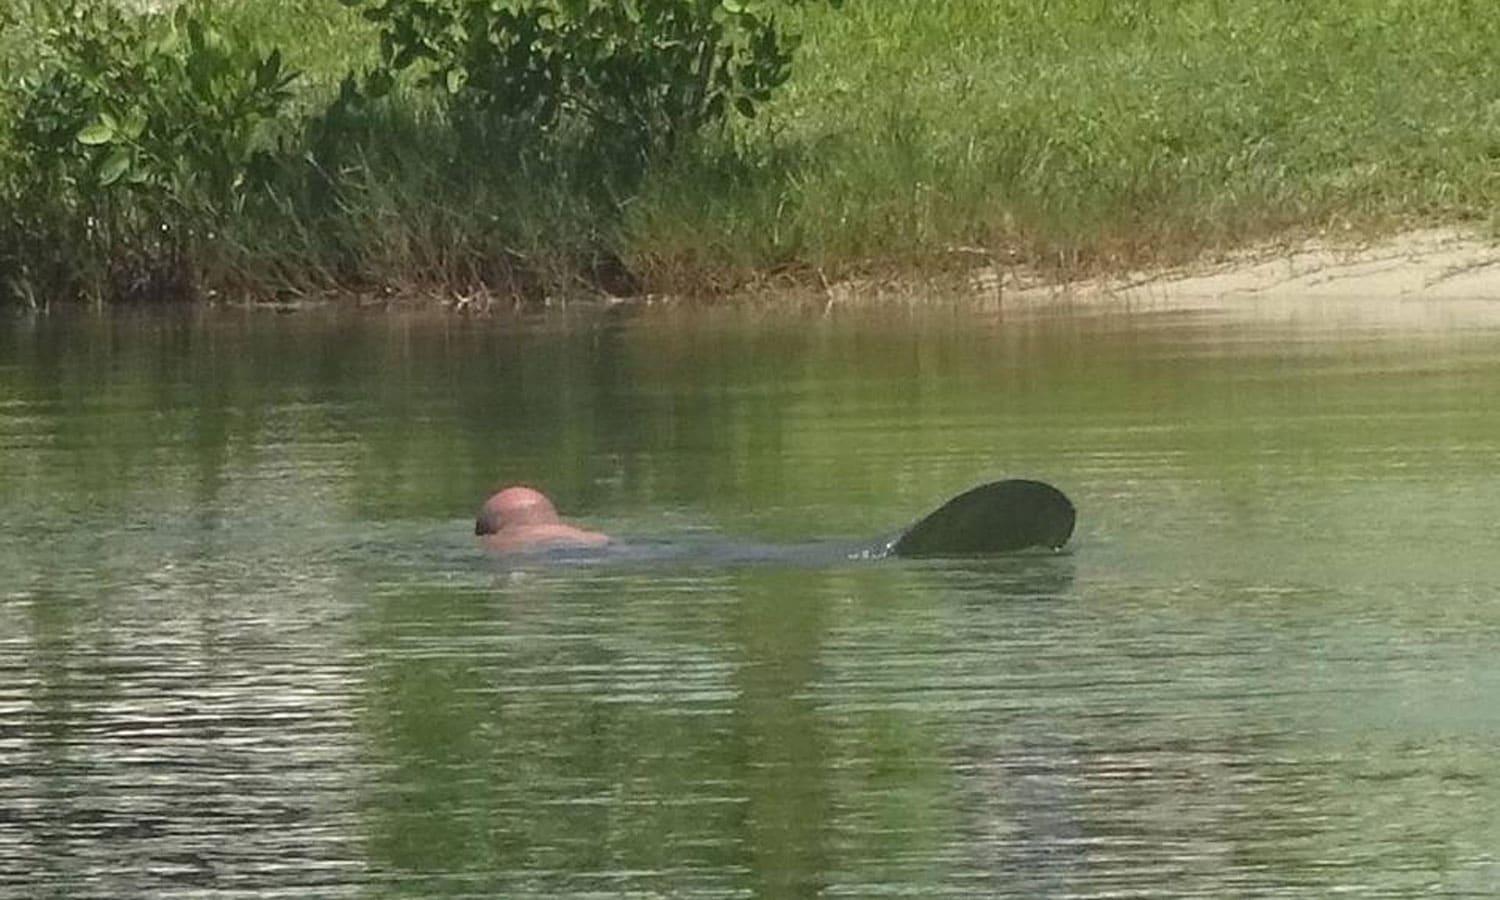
[
  {"xmin": 475, "ymin": 486, "xmax": 561, "ymax": 535},
  {"xmin": 475, "ymin": 485, "xmax": 611, "ymax": 553}
]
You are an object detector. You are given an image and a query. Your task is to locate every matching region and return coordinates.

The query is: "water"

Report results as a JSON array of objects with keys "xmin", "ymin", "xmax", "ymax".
[{"xmin": 2, "ymin": 300, "xmax": 1499, "ymax": 898}]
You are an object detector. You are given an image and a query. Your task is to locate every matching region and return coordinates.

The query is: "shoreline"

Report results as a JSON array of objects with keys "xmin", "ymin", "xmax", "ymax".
[
  {"xmin": 1003, "ymin": 226, "xmax": 1500, "ymax": 306},
  {"xmin": 11, "ymin": 225, "xmax": 1499, "ymax": 320},
  {"xmin": 796, "ymin": 225, "xmax": 1500, "ymax": 326}
]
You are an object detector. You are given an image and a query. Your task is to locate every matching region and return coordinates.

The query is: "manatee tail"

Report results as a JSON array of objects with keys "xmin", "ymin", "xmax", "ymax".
[{"xmin": 888, "ymin": 479, "xmax": 1076, "ymax": 558}]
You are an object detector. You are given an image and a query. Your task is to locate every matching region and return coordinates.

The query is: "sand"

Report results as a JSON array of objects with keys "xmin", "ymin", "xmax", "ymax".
[{"xmin": 992, "ymin": 227, "xmax": 1500, "ymax": 325}]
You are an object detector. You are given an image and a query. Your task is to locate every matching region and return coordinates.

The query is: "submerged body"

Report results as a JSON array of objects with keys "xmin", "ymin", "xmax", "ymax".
[{"xmin": 476, "ymin": 479, "xmax": 1076, "ymax": 560}]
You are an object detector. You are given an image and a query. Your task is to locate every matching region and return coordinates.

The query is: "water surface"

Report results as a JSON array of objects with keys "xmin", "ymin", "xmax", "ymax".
[{"xmin": 2, "ymin": 299, "xmax": 1499, "ymax": 897}]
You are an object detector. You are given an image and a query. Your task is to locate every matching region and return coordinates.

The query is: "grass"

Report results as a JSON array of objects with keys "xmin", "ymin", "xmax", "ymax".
[
  {"xmin": 5, "ymin": 0, "xmax": 1500, "ymax": 305},
  {"xmin": 627, "ymin": 0, "xmax": 1500, "ymax": 286}
]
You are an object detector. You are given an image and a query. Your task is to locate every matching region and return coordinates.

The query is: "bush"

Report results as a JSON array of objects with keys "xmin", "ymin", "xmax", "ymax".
[
  {"xmin": 0, "ymin": 0, "xmax": 841, "ymax": 305},
  {"xmin": 13, "ymin": 0, "xmax": 298, "ymax": 204},
  {"xmin": 345, "ymin": 0, "xmax": 840, "ymax": 160},
  {"xmin": 1, "ymin": 0, "xmax": 299, "ymax": 303}
]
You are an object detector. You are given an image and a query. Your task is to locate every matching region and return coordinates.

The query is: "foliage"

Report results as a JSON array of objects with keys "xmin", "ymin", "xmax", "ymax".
[
  {"xmin": 1, "ymin": 0, "xmax": 839, "ymax": 305},
  {"xmin": 10, "ymin": 0, "xmax": 1500, "ymax": 307},
  {"xmin": 0, "ymin": 0, "xmax": 301, "ymax": 303},
  {"xmin": 343, "ymin": 0, "xmax": 840, "ymax": 156},
  {"xmin": 11, "ymin": 0, "xmax": 298, "ymax": 211}
]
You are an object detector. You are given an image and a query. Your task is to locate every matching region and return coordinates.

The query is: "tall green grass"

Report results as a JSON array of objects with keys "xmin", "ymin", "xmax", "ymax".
[
  {"xmin": 5, "ymin": 0, "xmax": 1500, "ymax": 305},
  {"xmin": 627, "ymin": 0, "xmax": 1500, "ymax": 286}
]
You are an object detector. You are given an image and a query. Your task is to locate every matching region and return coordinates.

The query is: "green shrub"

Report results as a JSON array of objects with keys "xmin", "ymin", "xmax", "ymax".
[
  {"xmin": 1, "ymin": 0, "xmax": 299, "ymax": 303},
  {"xmin": 345, "ymin": 0, "xmax": 840, "ymax": 160},
  {"xmin": 1, "ymin": 0, "xmax": 841, "ymax": 305},
  {"xmin": 13, "ymin": 0, "xmax": 298, "ymax": 210}
]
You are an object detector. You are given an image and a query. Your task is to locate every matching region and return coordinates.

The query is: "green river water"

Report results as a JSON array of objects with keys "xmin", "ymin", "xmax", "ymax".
[{"xmin": 2, "ymin": 299, "xmax": 1499, "ymax": 898}]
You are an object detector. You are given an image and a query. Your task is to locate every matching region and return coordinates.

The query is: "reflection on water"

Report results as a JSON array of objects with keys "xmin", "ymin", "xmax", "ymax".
[{"xmin": 3, "ymin": 302, "xmax": 1500, "ymax": 897}]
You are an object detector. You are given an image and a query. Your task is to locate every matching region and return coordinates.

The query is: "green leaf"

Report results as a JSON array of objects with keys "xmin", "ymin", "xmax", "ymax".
[
  {"xmin": 120, "ymin": 110, "xmax": 147, "ymax": 140},
  {"xmin": 98, "ymin": 148, "xmax": 131, "ymax": 186},
  {"xmin": 734, "ymin": 95, "xmax": 755, "ymax": 118},
  {"xmin": 77, "ymin": 122, "xmax": 115, "ymax": 145},
  {"xmin": 445, "ymin": 67, "xmax": 467, "ymax": 94},
  {"xmin": 257, "ymin": 48, "xmax": 283, "ymax": 90}
]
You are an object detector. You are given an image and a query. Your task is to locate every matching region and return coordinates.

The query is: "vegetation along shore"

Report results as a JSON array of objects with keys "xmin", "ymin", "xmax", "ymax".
[{"xmin": 2, "ymin": 0, "xmax": 1499, "ymax": 308}]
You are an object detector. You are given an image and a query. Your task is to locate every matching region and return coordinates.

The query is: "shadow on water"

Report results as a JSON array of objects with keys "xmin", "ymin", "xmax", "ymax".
[
  {"xmin": 896, "ymin": 551, "xmax": 1077, "ymax": 600},
  {"xmin": 466, "ymin": 535, "xmax": 1078, "ymax": 599}
]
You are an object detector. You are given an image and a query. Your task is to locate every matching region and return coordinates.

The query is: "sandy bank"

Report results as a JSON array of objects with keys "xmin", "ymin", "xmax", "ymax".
[{"xmin": 994, "ymin": 227, "xmax": 1500, "ymax": 324}]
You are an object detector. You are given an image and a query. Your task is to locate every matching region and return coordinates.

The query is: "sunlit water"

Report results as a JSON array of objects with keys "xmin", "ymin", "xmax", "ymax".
[{"xmin": 2, "ymin": 299, "xmax": 1499, "ymax": 898}]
